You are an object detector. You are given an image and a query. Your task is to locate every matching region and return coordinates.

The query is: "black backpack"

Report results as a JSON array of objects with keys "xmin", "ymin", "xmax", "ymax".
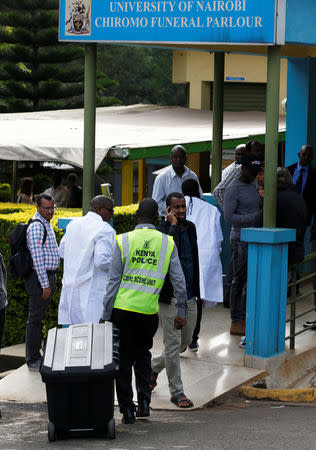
[{"xmin": 9, "ymin": 219, "xmax": 47, "ymax": 279}]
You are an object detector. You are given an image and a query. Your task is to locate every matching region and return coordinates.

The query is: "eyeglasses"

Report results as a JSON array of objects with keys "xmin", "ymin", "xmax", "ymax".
[{"xmin": 40, "ymin": 205, "xmax": 56, "ymax": 211}]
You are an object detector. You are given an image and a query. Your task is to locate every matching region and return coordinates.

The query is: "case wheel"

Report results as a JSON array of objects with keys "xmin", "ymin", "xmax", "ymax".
[
  {"xmin": 107, "ymin": 417, "xmax": 115, "ymax": 439},
  {"xmin": 48, "ymin": 421, "xmax": 56, "ymax": 442}
]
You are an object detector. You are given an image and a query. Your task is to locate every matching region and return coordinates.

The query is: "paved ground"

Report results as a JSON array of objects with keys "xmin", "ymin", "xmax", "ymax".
[
  {"xmin": 1, "ymin": 398, "xmax": 316, "ymax": 449},
  {"xmin": 0, "ymin": 304, "xmax": 265, "ymax": 408}
]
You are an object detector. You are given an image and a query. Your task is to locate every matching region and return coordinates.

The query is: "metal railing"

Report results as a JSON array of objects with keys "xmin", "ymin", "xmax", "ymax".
[{"xmin": 286, "ymin": 252, "xmax": 316, "ymax": 349}]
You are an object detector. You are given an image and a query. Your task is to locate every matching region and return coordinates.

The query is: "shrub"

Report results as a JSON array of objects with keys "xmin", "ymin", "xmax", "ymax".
[
  {"xmin": 0, "ymin": 183, "xmax": 11, "ymax": 202},
  {"xmin": 0, "ymin": 202, "xmax": 138, "ymax": 347}
]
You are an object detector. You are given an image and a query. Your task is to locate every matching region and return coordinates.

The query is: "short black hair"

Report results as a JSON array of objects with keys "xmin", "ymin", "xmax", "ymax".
[
  {"xmin": 136, "ymin": 198, "xmax": 158, "ymax": 220},
  {"xmin": 68, "ymin": 173, "xmax": 78, "ymax": 183},
  {"xmin": 37, "ymin": 193, "xmax": 54, "ymax": 206},
  {"xmin": 166, "ymin": 192, "xmax": 184, "ymax": 207},
  {"xmin": 181, "ymin": 179, "xmax": 200, "ymax": 198}
]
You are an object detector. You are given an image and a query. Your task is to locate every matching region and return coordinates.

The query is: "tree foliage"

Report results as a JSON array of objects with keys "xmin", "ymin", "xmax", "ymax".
[
  {"xmin": 97, "ymin": 45, "xmax": 188, "ymax": 107},
  {"xmin": 0, "ymin": 0, "xmax": 119, "ymax": 112}
]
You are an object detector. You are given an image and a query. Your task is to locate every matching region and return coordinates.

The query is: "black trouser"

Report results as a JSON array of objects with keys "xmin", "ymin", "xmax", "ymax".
[
  {"xmin": 191, "ymin": 298, "xmax": 203, "ymax": 343},
  {"xmin": 25, "ymin": 270, "xmax": 57, "ymax": 364},
  {"xmin": 223, "ymin": 255, "xmax": 233, "ymax": 307},
  {"xmin": 230, "ymin": 239, "xmax": 248, "ymax": 323},
  {"xmin": 0, "ymin": 307, "xmax": 5, "ymax": 349},
  {"xmin": 111, "ymin": 308, "xmax": 159, "ymax": 413}
]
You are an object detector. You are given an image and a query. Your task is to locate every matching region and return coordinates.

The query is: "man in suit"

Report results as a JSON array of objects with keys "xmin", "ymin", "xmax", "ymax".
[
  {"xmin": 287, "ymin": 144, "xmax": 316, "ymax": 226},
  {"xmin": 287, "ymin": 145, "xmax": 316, "ymax": 328}
]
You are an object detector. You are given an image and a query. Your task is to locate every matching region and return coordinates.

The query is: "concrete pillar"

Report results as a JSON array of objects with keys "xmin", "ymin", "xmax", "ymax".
[
  {"xmin": 189, "ymin": 80, "xmax": 211, "ymax": 110},
  {"xmin": 242, "ymin": 228, "xmax": 295, "ymax": 366},
  {"xmin": 286, "ymin": 58, "xmax": 316, "ymax": 167}
]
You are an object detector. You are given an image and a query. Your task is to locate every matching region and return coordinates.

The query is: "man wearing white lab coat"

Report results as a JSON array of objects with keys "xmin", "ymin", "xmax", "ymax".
[
  {"xmin": 58, "ymin": 195, "xmax": 116, "ymax": 325},
  {"xmin": 182, "ymin": 178, "xmax": 223, "ymax": 350},
  {"xmin": 185, "ymin": 195, "xmax": 223, "ymax": 303}
]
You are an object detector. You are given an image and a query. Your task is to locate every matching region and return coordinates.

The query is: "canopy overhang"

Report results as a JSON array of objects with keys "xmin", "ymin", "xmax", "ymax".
[{"xmin": 0, "ymin": 104, "xmax": 286, "ymax": 168}]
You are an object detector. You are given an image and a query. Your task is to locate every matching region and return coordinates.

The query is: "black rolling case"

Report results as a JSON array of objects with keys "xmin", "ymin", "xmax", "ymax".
[{"xmin": 41, "ymin": 322, "xmax": 119, "ymax": 442}]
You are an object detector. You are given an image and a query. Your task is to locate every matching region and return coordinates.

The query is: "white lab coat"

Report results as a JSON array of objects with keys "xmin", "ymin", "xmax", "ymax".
[
  {"xmin": 185, "ymin": 196, "xmax": 223, "ymax": 303},
  {"xmin": 58, "ymin": 212, "xmax": 116, "ymax": 324}
]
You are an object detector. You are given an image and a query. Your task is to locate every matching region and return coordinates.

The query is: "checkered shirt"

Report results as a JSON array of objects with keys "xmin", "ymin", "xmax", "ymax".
[
  {"xmin": 26, "ymin": 211, "xmax": 60, "ymax": 288},
  {"xmin": 213, "ymin": 165, "xmax": 241, "ymax": 208}
]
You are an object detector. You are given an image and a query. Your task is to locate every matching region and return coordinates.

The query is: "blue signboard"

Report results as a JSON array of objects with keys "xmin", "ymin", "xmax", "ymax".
[{"xmin": 59, "ymin": 0, "xmax": 280, "ymax": 45}]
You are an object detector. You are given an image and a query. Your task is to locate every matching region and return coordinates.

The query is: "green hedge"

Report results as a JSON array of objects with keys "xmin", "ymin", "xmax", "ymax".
[
  {"xmin": 0, "ymin": 202, "xmax": 138, "ymax": 347},
  {"xmin": 0, "ymin": 183, "xmax": 11, "ymax": 202}
]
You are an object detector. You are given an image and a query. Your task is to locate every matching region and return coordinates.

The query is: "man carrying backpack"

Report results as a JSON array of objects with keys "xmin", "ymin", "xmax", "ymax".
[{"xmin": 25, "ymin": 193, "xmax": 59, "ymax": 371}]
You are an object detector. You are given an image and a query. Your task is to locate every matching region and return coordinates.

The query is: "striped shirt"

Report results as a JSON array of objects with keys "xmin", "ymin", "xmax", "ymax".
[
  {"xmin": 26, "ymin": 211, "xmax": 60, "ymax": 288},
  {"xmin": 213, "ymin": 165, "xmax": 241, "ymax": 208}
]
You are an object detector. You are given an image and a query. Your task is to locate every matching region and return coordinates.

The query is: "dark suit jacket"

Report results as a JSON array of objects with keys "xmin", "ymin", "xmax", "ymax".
[
  {"xmin": 276, "ymin": 184, "xmax": 307, "ymax": 265},
  {"xmin": 157, "ymin": 220, "xmax": 200, "ymax": 304},
  {"xmin": 287, "ymin": 163, "xmax": 316, "ymax": 226}
]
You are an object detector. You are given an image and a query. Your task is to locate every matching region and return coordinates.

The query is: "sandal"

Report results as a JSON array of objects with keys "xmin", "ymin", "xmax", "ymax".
[
  {"xmin": 170, "ymin": 392, "xmax": 194, "ymax": 408},
  {"xmin": 150, "ymin": 370, "xmax": 158, "ymax": 391}
]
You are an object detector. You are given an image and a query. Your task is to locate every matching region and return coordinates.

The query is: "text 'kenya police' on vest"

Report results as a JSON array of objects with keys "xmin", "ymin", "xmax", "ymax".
[{"xmin": 132, "ymin": 250, "xmax": 158, "ymax": 265}]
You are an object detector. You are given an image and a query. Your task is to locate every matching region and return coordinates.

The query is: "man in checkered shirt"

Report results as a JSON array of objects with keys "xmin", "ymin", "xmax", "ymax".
[{"xmin": 25, "ymin": 193, "xmax": 60, "ymax": 371}]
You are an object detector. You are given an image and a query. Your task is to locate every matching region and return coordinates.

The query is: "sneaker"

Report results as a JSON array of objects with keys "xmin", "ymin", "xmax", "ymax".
[
  {"xmin": 188, "ymin": 341, "xmax": 199, "ymax": 352},
  {"xmin": 239, "ymin": 336, "xmax": 246, "ymax": 349},
  {"xmin": 303, "ymin": 320, "xmax": 316, "ymax": 329},
  {"xmin": 27, "ymin": 360, "xmax": 41, "ymax": 372}
]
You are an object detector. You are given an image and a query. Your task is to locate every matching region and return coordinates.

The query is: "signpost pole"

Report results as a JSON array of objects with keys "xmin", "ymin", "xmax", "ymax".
[
  {"xmin": 82, "ymin": 43, "xmax": 97, "ymax": 215},
  {"xmin": 211, "ymin": 51, "xmax": 225, "ymax": 192},
  {"xmin": 242, "ymin": 46, "xmax": 295, "ymax": 364},
  {"xmin": 264, "ymin": 45, "xmax": 281, "ymax": 228}
]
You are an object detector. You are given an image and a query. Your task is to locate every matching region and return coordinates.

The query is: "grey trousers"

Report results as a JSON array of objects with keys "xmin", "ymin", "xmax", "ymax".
[
  {"xmin": 151, "ymin": 297, "xmax": 197, "ymax": 397},
  {"xmin": 25, "ymin": 271, "xmax": 57, "ymax": 364}
]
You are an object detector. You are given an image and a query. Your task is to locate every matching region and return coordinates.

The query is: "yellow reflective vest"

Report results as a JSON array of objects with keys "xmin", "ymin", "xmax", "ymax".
[{"xmin": 114, "ymin": 228, "xmax": 174, "ymax": 315}]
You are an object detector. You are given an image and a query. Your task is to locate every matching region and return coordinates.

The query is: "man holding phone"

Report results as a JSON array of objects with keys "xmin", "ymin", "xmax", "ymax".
[{"xmin": 151, "ymin": 192, "xmax": 199, "ymax": 408}]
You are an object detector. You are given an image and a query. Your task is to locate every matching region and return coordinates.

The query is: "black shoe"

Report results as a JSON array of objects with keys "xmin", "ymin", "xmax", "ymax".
[
  {"xmin": 303, "ymin": 320, "xmax": 316, "ymax": 329},
  {"xmin": 136, "ymin": 399, "xmax": 150, "ymax": 417},
  {"xmin": 122, "ymin": 409, "xmax": 136, "ymax": 424}
]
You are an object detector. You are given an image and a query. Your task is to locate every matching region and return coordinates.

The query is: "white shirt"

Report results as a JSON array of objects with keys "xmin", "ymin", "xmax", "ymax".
[
  {"xmin": 152, "ymin": 165, "xmax": 203, "ymax": 217},
  {"xmin": 44, "ymin": 185, "xmax": 70, "ymax": 207},
  {"xmin": 58, "ymin": 211, "xmax": 116, "ymax": 324}
]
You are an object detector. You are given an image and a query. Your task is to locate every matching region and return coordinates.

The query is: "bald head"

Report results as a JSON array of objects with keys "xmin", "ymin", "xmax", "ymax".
[
  {"xmin": 235, "ymin": 144, "xmax": 246, "ymax": 164},
  {"xmin": 90, "ymin": 195, "xmax": 114, "ymax": 222},
  {"xmin": 170, "ymin": 145, "xmax": 187, "ymax": 172},
  {"xmin": 171, "ymin": 145, "xmax": 187, "ymax": 157},
  {"xmin": 299, "ymin": 145, "xmax": 313, "ymax": 166},
  {"xmin": 136, "ymin": 198, "xmax": 158, "ymax": 224}
]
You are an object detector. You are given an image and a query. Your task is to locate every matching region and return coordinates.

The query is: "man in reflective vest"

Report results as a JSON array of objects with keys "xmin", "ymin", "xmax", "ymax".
[{"xmin": 100, "ymin": 198, "xmax": 187, "ymax": 424}]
